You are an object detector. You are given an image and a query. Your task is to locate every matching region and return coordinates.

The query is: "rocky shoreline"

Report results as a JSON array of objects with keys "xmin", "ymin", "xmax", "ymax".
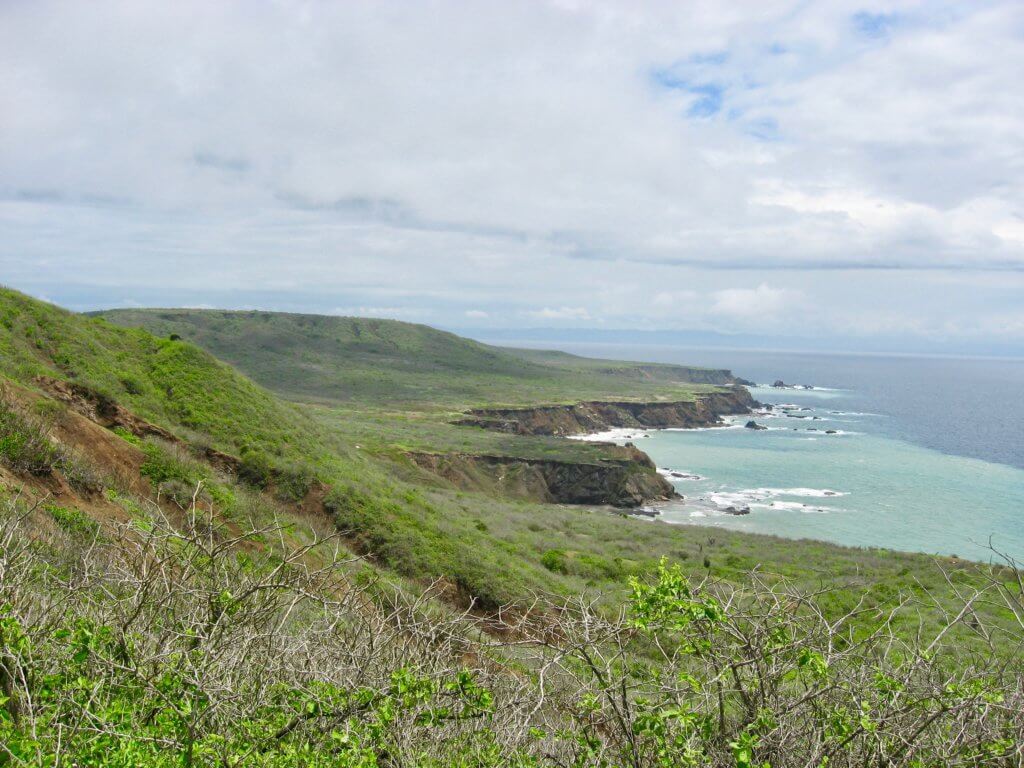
[
  {"xmin": 453, "ymin": 386, "xmax": 757, "ymax": 437},
  {"xmin": 402, "ymin": 385, "xmax": 759, "ymax": 511}
]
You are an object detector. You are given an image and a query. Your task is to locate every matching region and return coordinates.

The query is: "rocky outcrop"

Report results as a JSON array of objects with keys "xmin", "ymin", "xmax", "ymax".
[
  {"xmin": 407, "ymin": 448, "xmax": 677, "ymax": 508},
  {"xmin": 455, "ymin": 386, "xmax": 756, "ymax": 437}
]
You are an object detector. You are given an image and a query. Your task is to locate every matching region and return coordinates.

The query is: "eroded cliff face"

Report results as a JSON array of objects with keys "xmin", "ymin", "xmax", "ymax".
[
  {"xmin": 407, "ymin": 447, "xmax": 676, "ymax": 508},
  {"xmin": 454, "ymin": 386, "xmax": 756, "ymax": 436}
]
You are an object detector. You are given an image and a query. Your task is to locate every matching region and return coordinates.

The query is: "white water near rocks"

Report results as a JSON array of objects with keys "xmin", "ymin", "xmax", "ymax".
[{"xmin": 561, "ymin": 350, "xmax": 1024, "ymax": 563}]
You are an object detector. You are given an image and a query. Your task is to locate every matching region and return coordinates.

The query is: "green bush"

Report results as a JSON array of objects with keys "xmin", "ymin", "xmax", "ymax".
[
  {"xmin": 274, "ymin": 460, "xmax": 314, "ymax": 502},
  {"xmin": 540, "ymin": 549, "xmax": 568, "ymax": 574},
  {"xmin": 46, "ymin": 503, "xmax": 100, "ymax": 537},
  {"xmin": 238, "ymin": 450, "xmax": 272, "ymax": 489},
  {"xmin": 139, "ymin": 439, "xmax": 207, "ymax": 486},
  {"xmin": 119, "ymin": 375, "xmax": 144, "ymax": 395},
  {"xmin": 112, "ymin": 426, "xmax": 142, "ymax": 445}
]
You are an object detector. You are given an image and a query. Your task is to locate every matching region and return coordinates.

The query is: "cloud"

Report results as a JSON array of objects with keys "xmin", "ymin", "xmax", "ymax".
[
  {"xmin": 711, "ymin": 284, "xmax": 795, "ymax": 319},
  {"xmin": 330, "ymin": 306, "xmax": 426, "ymax": 319},
  {"xmin": 527, "ymin": 307, "xmax": 592, "ymax": 321},
  {"xmin": 465, "ymin": 309, "xmax": 489, "ymax": 319},
  {"xmin": 0, "ymin": 0, "xmax": 1022, "ymax": 350}
]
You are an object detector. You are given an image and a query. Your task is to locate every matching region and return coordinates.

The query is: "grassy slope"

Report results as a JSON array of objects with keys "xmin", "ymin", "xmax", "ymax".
[
  {"xmin": 3, "ymin": 288, "xmax": 1019, "ymax": 649},
  {"xmin": 95, "ymin": 308, "xmax": 727, "ymax": 408},
  {"xmin": 0, "ymin": 290, "xmax": 319, "ymax": 460},
  {"xmin": 95, "ymin": 308, "xmax": 731, "ymax": 463}
]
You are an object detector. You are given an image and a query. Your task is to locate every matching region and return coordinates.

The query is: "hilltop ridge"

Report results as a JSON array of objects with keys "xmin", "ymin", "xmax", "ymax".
[{"xmin": 95, "ymin": 308, "xmax": 740, "ymax": 407}]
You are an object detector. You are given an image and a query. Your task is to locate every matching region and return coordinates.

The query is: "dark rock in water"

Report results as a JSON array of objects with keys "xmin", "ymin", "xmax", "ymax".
[
  {"xmin": 763, "ymin": 403, "xmax": 774, "ymax": 410},
  {"xmin": 772, "ymin": 379, "xmax": 786, "ymax": 388},
  {"xmin": 825, "ymin": 429, "xmax": 838, "ymax": 434},
  {"xmin": 633, "ymin": 506, "xmax": 660, "ymax": 518},
  {"xmin": 725, "ymin": 505, "xmax": 751, "ymax": 515},
  {"xmin": 824, "ymin": 491, "xmax": 837, "ymax": 496},
  {"xmin": 745, "ymin": 420, "xmax": 768, "ymax": 430},
  {"xmin": 808, "ymin": 428, "xmax": 818, "ymax": 431},
  {"xmin": 812, "ymin": 416, "xmax": 821, "ymax": 420}
]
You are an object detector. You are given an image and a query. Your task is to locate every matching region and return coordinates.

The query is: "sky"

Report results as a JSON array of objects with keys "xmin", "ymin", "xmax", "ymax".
[{"xmin": 1, "ymin": 0, "xmax": 1023, "ymax": 355}]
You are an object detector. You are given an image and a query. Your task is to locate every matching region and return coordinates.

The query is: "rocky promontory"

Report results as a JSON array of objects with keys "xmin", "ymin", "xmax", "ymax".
[
  {"xmin": 407, "ymin": 446, "xmax": 677, "ymax": 508},
  {"xmin": 454, "ymin": 386, "xmax": 757, "ymax": 437}
]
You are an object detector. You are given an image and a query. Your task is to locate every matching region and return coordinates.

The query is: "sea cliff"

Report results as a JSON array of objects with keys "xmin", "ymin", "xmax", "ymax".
[
  {"xmin": 454, "ymin": 386, "xmax": 756, "ymax": 436},
  {"xmin": 407, "ymin": 445, "xmax": 676, "ymax": 508}
]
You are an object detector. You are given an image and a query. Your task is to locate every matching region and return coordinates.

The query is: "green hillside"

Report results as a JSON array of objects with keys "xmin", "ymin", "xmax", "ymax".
[
  {"xmin": 95, "ymin": 308, "xmax": 730, "ymax": 407},
  {"xmin": 0, "ymin": 289, "xmax": 319, "ymax": 461},
  {"xmin": 2, "ymin": 287, "xmax": 1023, "ymax": 764}
]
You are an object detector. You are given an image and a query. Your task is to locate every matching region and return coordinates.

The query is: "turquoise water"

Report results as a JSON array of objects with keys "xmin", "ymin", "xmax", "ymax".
[
  {"xmin": 528, "ymin": 345, "xmax": 1024, "ymax": 563},
  {"xmin": 627, "ymin": 385, "xmax": 1024, "ymax": 562}
]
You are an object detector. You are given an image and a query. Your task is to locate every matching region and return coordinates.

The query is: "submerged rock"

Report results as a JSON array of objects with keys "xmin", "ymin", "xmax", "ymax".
[
  {"xmin": 724, "ymin": 505, "xmax": 751, "ymax": 515},
  {"xmin": 826, "ymin": 429, "xmax": 838, "ymax": 435}
]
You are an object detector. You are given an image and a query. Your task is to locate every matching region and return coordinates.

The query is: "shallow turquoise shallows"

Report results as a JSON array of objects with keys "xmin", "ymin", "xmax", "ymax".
[{"xmin": 632, "ymin": 385, "xmax": 1024, "ymax": 563}]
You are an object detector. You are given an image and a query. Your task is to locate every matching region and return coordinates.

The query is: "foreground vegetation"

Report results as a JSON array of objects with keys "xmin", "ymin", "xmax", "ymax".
[
  {"xmin": 3, "ymin": 287, "xmax": 1024, "ymax": 763},
  {"xmin": 2, "ymin": 489, "xmax": 1021, "ymax": 766}
]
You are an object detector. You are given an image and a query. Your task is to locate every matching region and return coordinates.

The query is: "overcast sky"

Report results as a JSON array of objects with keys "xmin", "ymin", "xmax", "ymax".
[{"xmin": 1, "ymin": 1, "xmax": 1022, "ymax": 353}]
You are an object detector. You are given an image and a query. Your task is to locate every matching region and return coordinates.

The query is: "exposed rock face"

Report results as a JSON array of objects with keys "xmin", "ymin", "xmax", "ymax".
[
  {"xmin": 34, "ymin": 376, "xmax": 242, "ymax": 475},
  {"xmin": 745, "ymin": 420, "xmax": 767, "ymax": 430},
  {"xmin": 407, "ymin": 448, "xmax": 677, "ymax": 508},
  {"xmin": 455, "ymin": 386, "xmax": 756, "ymax": 437}
]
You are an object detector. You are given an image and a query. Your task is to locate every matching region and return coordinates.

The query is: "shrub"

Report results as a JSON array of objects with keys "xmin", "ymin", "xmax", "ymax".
[
  {"xmin": 140, "ymin": 439, "xmax": 207, "ymax": 486},
  {"xmin": 274, "ymin": 461, "xmax": 314, "ymax": 502},
  {"xmin": 238, "ymin": 450, "xmax": 272, "ymax": 489},
  {"xmin": 31, "ymin": 397, "xmax": 66, "ymax": 422},
  {"xmin": 112, "ymin": 425, "xmax": 142, "ymax": 445},
  {"xmin": 58, "ymin": 449, "xmax": 108, "ymax": 494},
  {"xmin": 45, "ymin": 503, "xmax": 99, "ymax": 537},
  {"xmin": 540, "ymin": 549, "xmax": 568, "ymax": 574},
  {"xmin": 119, "ymin": 375, "xmax": 144, "ymax": 395},
  {"xmin": 0, "ymin": 394, "xmax": 60, "ymax": 474},
  {"xmin": 159, "ymin": 478, "xmax": 204, "ymax": 509}
]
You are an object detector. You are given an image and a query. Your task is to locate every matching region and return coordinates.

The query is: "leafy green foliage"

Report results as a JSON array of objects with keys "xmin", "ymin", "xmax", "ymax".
[{"xmin": 45, "ymin": 503, "xmax": 99, "ymax": 538}]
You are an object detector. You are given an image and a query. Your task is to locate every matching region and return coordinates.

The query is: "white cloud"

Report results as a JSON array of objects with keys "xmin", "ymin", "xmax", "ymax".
[
  {"xmin": 0, "ymin": 0, "xmax": 1022, "ymax": 350},
  {"xmin": 527, "ymin": 307, "xmax": 592, "ymax": 321},
  {"xmin": 652, "ymin": 289, "xmax": 699, "ymax": 307},
  {"xmin": 711, "ymin": 284, "xmax": 796, "ymax": 319},
  {"xmin": 330, "ymin": 306, "xmax": 426, "ymax": 319},
  {"xmin": 465, "ymin": 309, "xmax": 489, "ymax": 319}
]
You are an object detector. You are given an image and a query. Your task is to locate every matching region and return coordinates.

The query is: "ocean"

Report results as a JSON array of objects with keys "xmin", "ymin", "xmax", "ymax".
[{"xmin": 556, "ymin": 345, "xmax": 1024, "ymax": 563}]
